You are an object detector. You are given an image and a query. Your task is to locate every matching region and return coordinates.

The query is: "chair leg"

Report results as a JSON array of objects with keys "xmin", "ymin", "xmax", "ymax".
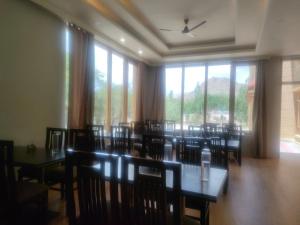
[
  {"xmin": 39, "ymin": 192, "xmax": 48, "ymax": 225},
  {"xmin": 238, "ymin": 150, "xmax": 242, "ymax": 166},
  {"xmin": 60, "ymin": 182, "xmax": 65, "ymax": 200}
]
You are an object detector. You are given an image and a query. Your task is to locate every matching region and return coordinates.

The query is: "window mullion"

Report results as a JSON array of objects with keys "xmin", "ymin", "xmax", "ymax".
[{"xmin": 229, "ymin": 62, "xmax": 236, "ymax": 124}]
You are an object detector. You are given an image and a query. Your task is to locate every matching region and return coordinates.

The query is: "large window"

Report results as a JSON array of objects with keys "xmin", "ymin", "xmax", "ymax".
[
  {"xmin": 183, "ymin": 66, "xmax": 205, "ymax": 129},
  {"xmin": 94, "ymin": 46, "xmax": 108, "ymax": 125},
  {"xmin": 165, "ymin": 67, "xmax": 182, "ymax": 129},
  {"xmin": 234, "ymin": 65, "xmax": 256, "ymax": 130},
  {"xmin": 94, "ymin": 45, "xmax": 136, "ymax": 129},
  {"xmin": 164, "ymin": 62, "xmax": 257, "ymax": 131},
  {"xmin": 207, "ymin": 65, "xmax": 230, "ymax": 123},
  {"xmin": 127, "ymin": 63, "xmax": 134, "ymax": 122},
  {"xmin": 111, "ymin": 54, "xmax": 124, "ymax": 125}
]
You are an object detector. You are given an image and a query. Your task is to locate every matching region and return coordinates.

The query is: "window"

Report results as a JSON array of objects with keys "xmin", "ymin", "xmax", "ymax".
[
  {"xmin": 183, "ymin": 66, "xmax": 205, "ymax": 129},
  {"xmin": 234, "ymin": 65, "xmax": 256, "ymax": 130},
  {"xmin": 127, "ymin": 63, "xmax": 135, "ymax": 122},
  {"xmin": 93, "ymin": 45, "xmax": 136, "ymax": 130},
  {"xmin": 280, "ymin": 59, "xmax": 300, "ymax": 153},
  {"xmin": 94, "ymin": 46, "xmax": 108, "ymax": 125},
  {"xmin": 164, "ymin": 62, "xmax": 257, "ymax": 131},
  {"xmin": 111, "ymin": 54, "xmax": 124, "ymax": 125},
  {"xmin": 165, "ymin": 67, "xmax": 182, "ymax": 129},
  {"xmin": 206, "ymin": 65, "xmax": 230, "ymax": 123}
]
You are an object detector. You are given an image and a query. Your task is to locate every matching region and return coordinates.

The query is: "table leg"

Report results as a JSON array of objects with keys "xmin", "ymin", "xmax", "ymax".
[{"xmin": 199, "ymin": 200, "xmax": 210, "ymax": 225}]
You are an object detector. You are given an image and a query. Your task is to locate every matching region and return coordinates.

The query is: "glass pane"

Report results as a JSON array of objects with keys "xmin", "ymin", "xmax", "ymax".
[
  {"xmin": 111, "ymin": 54, "xmax": 124, "ymax": 125},
  {"xmin": 183, "ymin": 66, "xmax": 205, "ymax": 130},
  {"xmin": 94, "ymin": 46, "xmax": 108, "ymax": 125},
  {"xmin": 282, "ymin": 60, "xmax": 300, "ymax": 82},
  {"xmin": 128, "ymin": 63, "xmax": 134, "ymax": 122},
  {"xmin": 280, "ymin": 84, "xmax": 300, "ymax": 153},
  {"xmin": 165, "ymin": 67, "xmax": 182, "ymax": 129},
  {"xmin": 207, "ymin": 64, "xmax": 231, "ymax": 124},
  {"xmin": 234, "ymin": 65, "xmax": 256, "ymax": 130}
]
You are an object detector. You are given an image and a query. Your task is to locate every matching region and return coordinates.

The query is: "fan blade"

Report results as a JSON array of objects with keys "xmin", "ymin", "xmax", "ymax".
[
  {"xmin": 189, "ymin": 20, "xmax": 207, "ymax": 32},
  {"xmin": 159, "ymin": 28, "xmax": 173, "ymax": 32}
]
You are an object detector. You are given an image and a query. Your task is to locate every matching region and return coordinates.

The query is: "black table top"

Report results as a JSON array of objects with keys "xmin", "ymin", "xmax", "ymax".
[
  {"xmin": 95, "ymin": 157, "xmax": 227, "ymax": 203},
  {"xmin": 13, "ymin": 146, "xmax": 65, "ymax": 167},
  {"xmin": 13, "ymin": 146, "xmax": 227, "ymax": 202}
]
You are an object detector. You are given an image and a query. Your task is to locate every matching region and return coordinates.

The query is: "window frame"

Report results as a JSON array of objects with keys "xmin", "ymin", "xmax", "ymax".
[{"xmin": 164, "ymin": 61, "xmax": 258, "ymax": 132}]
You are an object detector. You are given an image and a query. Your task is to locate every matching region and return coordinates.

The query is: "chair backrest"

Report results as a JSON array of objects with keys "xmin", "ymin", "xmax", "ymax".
[
  {"xmin": 68, "ymin": 129, "xmax": 92, "ymax": 151},
  {"xmin": 121, "ymin": 156, "xmax": 181, "ymax": 225},
  {"xmin": 119, "ymin": 122, "xmax": 132, "ymax": 129},
  {"xmin": 45, "ymin": 127, "xmax": 68, "ymax": 151},
  {"xmin": 203, "ymin": 123, "xmax": 218, "ymax": 138},
  {"xmin": 222, "ymin": 124, "xmax": 242, "ymax": 140},
  {"xmin": 0, "ymin": 140, "xmax": 16, "ymax": 214},
  {"xmin": 177, "ymin": 137, "xmax": 207, "ymax": 165},
  {"xmin": 209, "ymin": 137, "xmax": 228, "ymax": 169},
  {"xmin": 187, "ymin": 125, "xmax": 203, "ymax": 137},
  {"xmin": 110, "ymin": 126, "xmax": 131, "ymax": 154},
  {"xmin": 87, "ymin": 125, "xmax": 105, "ymax": 150},
  {"xmin": 142, "ymin": 134, "xmax": 165, "ymax": 160},
  {"xmin": 131, "ymin": 121, "xmax": 145, "ymax": 135},
  {"xmin": 164, "ymin": 120, "xmax": 175, "ymax": 135},
  {"xmin": 65, "ymin": 150, "xmax": 119, "ymax": 225}
]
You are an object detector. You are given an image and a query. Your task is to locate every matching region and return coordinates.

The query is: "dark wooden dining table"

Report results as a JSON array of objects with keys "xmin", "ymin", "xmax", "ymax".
[
  {"xmin": 13, "ymin": 146, "xmax": 227, "ymax": 224},
  {"xmin": 13, "ymin": 146, "xmax": 65, "ymax": 182}
]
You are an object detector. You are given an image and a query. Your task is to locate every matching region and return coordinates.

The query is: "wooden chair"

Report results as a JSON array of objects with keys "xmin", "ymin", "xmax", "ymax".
[
  {"xmin": 87, "ymin": 125, "xmax": 105, "ymax": 150},
  {"xmin": 222, "ymin": 124, "xmax": 242, "ymax": 165},
  {"xmin": 130, "ymin": 121, "xmax": 145, "ymax": 153},
  {"xmin": 0, "ymin": 140, "xmax": 48, "ymax": 225},
  {"xmin": 110, "ymin": 125, "xmax": 131, "ymax": 155},
  {"xmin": 187, "ymin": 125, "xmax": 204, "ymax": 137},
  {"xmin": 177, "ymin": 137, "xmax": 207, "ymax": 165},
  {"xmin": 120, "ymin": 155, "xmax": 182, "ymax": 225},
  {"xmin": 68, "ymin": 129, "xmax": 92, "ymax": 151},
  {"xmin": 65, "ymin": 150, "xmax": 119, "ymax": 225},
  {"xmin": 142, "ymin": 134, "xmax": 166, "ymax": 160},
  {"xmin": 18, "ymin": 127, "xmax": 68, "ymax": 199},
  {"xmin": 164, "ymin": 120, "xmax": 175, "ymax": 135},
  {"xmin": 203, "ymin": 123, "xmax": 218, "ymax": 138}
]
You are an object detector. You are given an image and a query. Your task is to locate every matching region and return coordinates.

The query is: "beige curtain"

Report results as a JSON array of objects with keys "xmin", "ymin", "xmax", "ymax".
[
  {"xmin": 252, "ymin": 61, "xmax": 267, "ymax": 157},
  {"xmin": 134, "ymin": 63, "xmax": 165, "ymax": 122},
  {"xmin": 134, "ymin": 62, "xmax": 146, "ymax": 121},
  {"xmin": 68, "ymin": 24, "xmax": 94, "ymax": 129},
  {"xmin": 252, "ymin": 58, "xmax": 282, "ymax": 158}
]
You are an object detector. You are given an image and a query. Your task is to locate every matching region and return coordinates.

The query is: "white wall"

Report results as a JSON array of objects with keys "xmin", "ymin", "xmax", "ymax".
[{"xmin": 0, "ymin": 0, "xmax": 66, "ymax": 147}]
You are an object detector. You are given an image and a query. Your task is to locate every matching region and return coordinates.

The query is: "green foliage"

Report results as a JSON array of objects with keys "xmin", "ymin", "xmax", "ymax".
[{"xmin": 235, "ymin": 85, "xmax": 248, "ymax": 124}]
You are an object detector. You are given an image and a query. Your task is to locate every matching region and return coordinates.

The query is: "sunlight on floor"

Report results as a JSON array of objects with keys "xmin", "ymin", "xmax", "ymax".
[{"xmin": 280, "ymin": 140, "xmax": 300, "ymax": 153}]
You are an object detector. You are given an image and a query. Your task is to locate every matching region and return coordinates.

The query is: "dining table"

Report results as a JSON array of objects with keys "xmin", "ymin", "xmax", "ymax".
[
  {"xmin": 13, "ymin": 146, "xmax": 227, "ymax": 225},
  {"xmin": 13, "ymin": 146, "xmax": 65, "ymax": 183}
]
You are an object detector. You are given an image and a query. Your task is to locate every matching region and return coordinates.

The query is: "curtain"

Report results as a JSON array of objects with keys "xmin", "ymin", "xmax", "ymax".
[
  {"xmin": 252, "ymin": 58, "xmax": 282, "ymax": 158},
  {"xmin": 68, "ymin": 24, "xmax": 94, "ymax": 129},
  {"xmin": 150, "ymin": 66, "xmax": 165, "ymax": 121},
  {"xmin": 134, "ymin": 64, "xmax": 165, "ymax": 122},
  {"xmin": 134, "ymin": 62, "xmax": 146, "ymax": 121},
  {"xmin": 252, "ymin": 61, "xmax": 267, "ymax": 158}
]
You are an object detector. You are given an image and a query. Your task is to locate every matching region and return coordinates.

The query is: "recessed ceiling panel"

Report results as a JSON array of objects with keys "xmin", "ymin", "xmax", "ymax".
[{"xmin": 131, "ymin": 0, "xmax": 235, "ymax": 45}]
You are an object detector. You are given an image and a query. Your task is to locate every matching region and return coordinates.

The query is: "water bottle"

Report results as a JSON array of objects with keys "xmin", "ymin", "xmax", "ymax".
[{"xmin": 201, "ymin": 142, "xmax": 211, "ymax": 181}]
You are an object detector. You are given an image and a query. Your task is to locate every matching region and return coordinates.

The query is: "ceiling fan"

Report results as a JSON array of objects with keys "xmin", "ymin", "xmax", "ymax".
[{"xmin": 160, "ymin": 18, "xmax": 206, "ymax": 37}]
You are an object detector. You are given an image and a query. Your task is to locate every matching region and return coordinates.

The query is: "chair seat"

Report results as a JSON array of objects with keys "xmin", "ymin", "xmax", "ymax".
[
  {"xmin": 227, "ymin": 140, "xmax": 240, "ymax": 150},
  {"xmin": 16, "ymin": 182, "xmax": 48, "ymax": 204}
]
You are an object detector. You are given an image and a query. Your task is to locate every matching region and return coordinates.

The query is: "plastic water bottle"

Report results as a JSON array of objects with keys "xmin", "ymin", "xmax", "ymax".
[{"xmin": 201, "ymin": 142, "xmax": 211, "ymax": 181}]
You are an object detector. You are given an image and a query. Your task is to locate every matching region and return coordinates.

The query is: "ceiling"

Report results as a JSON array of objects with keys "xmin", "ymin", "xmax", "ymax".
[{"xmin": 32, "ymin": 0, "xmax": 300, "ymax": 65}]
